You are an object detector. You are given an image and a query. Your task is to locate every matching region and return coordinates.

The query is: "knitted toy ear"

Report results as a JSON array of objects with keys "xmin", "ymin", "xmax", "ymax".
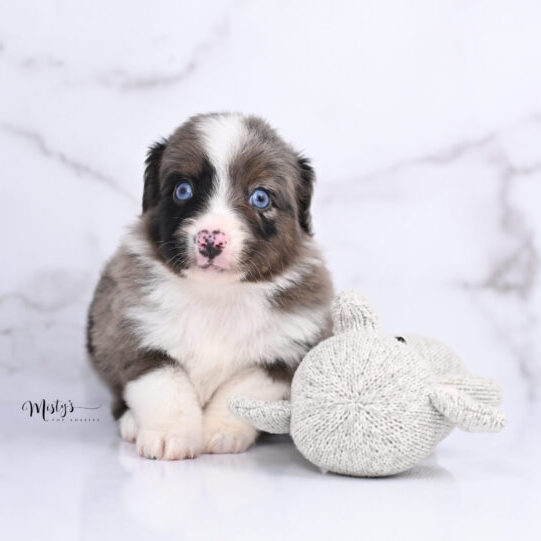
[
  {"xmin": 331, "ymin": 291, "xmax": 380, "ymax": 334},
  {"xmin": 429, "ymin": 385, "xmax": 507, "ymax": 432},
  {"xmin": 437, "ymin": 375, "xmax": 503, "ymax": 406},
  {"xmin": 228, "ymin": 398, "xmax": 291, "ymax": 434}
]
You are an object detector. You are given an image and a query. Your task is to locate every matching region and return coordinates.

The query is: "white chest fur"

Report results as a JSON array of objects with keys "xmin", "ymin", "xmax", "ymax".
[{"xmin": 126, "ymin": 256, "xmax": 327, "ymax": 404}]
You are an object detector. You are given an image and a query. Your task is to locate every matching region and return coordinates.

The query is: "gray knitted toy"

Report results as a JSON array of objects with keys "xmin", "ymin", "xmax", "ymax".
[{"xmin": 229, "ymin": 291, "xmax": 506, "ymax": 477}]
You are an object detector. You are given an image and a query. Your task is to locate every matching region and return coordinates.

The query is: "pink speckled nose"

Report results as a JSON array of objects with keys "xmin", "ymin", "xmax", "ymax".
[{"xmin": 196, "ymin": 229, "xmax": 229, "ymax": 260}]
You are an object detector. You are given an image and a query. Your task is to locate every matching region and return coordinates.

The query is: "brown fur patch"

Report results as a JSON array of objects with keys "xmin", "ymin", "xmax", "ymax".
[{"xmin": 87, "ymin": 245, "xmax": 178, "ymax": 417}]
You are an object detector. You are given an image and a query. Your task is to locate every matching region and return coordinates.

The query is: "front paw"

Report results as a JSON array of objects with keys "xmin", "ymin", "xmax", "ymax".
[
  {"xmin": 204, "ymin": 419, "xmax": 257, "ymax": 454},
  {"xmin": 136, "ymin": 426, "xmax": 202, "ymax": 460},
  {"xmin": 119, "ymin": 410, "xmax": 138, "ymax": 443}
]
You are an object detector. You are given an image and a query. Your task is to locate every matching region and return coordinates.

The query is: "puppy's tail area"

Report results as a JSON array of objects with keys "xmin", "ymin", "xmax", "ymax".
[{"xmin": 228, "ymin": 398, "xmax": 291, "ymax": 434}]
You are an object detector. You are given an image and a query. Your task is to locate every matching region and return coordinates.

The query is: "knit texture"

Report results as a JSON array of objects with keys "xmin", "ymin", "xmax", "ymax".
[
  {"xmin": 227, "ymin": 398, "xmax": 291, "ymax": 434},
  {"xmin": 331, "ymin": 290, "xmax": 380, "ymax": 334},
  {"xmin": 229, "ymin": 291, "xmax": 507, "ymax": 477}
]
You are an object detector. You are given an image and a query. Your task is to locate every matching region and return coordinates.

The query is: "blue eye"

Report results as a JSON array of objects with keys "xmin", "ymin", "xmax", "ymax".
[
  {"xmin": 249, "ymin": 188, "xmax": 270, "ymax": 209},
  {"xmin": 174, "ymin": 181, "xmax": 193, "ymax": 201}
]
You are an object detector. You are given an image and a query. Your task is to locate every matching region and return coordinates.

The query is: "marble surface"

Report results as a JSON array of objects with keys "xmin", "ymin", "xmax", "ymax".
[
  {"xmin": 1, "ymin": 376, "xmax": 540, "ymax": 541},
  {"xmin": 1, "ymin": 1, "xmax": 540, "ymax": 539}
]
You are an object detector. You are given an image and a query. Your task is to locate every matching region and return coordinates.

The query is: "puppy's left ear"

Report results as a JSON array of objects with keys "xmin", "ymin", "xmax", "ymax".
[
  {"xmin": 142, "ymin": 139, "xmax": 168, "ymax": 213},
  {"xmin": 296, "ymin": 155, "xmax": 315, "ymax": 235}
]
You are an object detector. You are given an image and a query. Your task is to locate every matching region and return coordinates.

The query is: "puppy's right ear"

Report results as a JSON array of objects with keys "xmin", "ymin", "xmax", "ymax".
[{"xmin": 142, "ymin": 139, "xmax": 167, "ymax": 213}]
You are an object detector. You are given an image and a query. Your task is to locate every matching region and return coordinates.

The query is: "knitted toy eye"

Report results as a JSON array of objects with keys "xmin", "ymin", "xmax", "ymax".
[
  {"xmin": 249, "ymin": 188, "xmax": 270, "ymax": 209},
  {"xmin": 395, "ymin": 336, "xmax": 406, "ymax": 343},
  {"xmin": 174, "ymin": 181, "xmax": 193, "ymax": 201}
]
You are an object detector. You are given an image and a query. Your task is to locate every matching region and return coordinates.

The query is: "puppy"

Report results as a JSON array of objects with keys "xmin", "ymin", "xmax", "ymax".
[{"xmin": 87, "ymin": 113, "xmax": 333, "ymax": 460}]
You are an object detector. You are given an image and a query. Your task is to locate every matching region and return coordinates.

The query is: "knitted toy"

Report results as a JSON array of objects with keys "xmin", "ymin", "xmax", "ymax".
[{"xmin": 229, "ymin": 291, "xmax": 506, "ymax": 477}]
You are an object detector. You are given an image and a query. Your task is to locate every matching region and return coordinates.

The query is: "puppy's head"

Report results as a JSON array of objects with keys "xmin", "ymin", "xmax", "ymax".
[{"xmin": 142, "ymin": 113, "xmax": 315, "ymax": 283}]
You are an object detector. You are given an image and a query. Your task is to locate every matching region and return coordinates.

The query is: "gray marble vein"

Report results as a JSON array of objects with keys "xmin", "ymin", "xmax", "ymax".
[
  {"xmin": 97, "ymin": 16, "xmax": 230, "ymax": 91},
  {"xmin": 0, "ymin": 291, "xmax": 81, "ymax": 314},
  {"xmin": 0, "ymin": 124, "xmax": 135, "ymax": 201}
]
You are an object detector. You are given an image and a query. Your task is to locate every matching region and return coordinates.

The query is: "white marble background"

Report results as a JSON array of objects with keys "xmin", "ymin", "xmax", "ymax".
[{"xmin": 1, "ymin": 0, "xmax": 540, "ymax": 412}]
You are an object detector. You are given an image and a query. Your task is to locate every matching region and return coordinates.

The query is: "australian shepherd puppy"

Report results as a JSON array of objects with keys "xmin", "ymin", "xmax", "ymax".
[{"xmin": 87, "ymin": 113, "xmax": 333, "ymax": 460}]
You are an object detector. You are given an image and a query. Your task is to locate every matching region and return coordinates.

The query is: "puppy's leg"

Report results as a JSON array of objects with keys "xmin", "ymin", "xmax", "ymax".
[
  {"xmin": 203, "ymin": 367, "xmax": 289, "ymax": 454},
  {"xmin": 125, "ymin": 365, "xmax": 203, "ymax": 460}
]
